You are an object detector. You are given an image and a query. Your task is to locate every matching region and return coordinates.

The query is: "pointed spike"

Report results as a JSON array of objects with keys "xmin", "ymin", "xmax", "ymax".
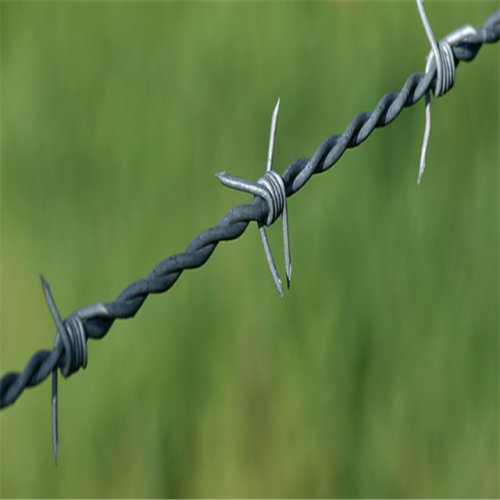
[
  {"xmin": 258, "ymin": 223, "xmax": 284, "ymax": 297},
  {"xmin": 417, "ymin": 157, "xmax": 425, "ymax": 184},
  {"xmin": 277, "ymin": 279, "xmax": 284, "ymax": 298},
  {"xmin": 266, "ymin": 98, "xmax": 280, "ymax": 172},
  {"xmin": 52, "ymin": 369, "xmax": 58, "ymax": 466},
  {"xmin": 418, "ymin": 92, "xmax": 432, "ymax": 185},
  {"xmin": 42, "ymin": 274, "xmax": 64, "ymax": 466},
  {"xmin": 282, "ymin": 201, "xmax": 292, "ymax": 290},
  {"xmin": 416, "ymin": 0, "xmax": 441, "ymax": 92}
]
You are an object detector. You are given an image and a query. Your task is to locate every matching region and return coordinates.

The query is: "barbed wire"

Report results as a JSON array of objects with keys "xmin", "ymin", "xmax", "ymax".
[{"xmin": 1, "ymin": 7, "xmax": 499, "ymax": 464}]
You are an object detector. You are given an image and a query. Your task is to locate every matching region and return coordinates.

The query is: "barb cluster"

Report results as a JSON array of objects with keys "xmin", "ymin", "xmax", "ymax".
[
  {"xmin": 1, "ymin": 6, "xmax": 499, "ymax": 464},
  {"xmin": 216, "ymin": 98, "xmax": 292, "ymax": 297},
  {"xmin": 415, "ymin": 0, "xmax": 480, "ymax": 184}
]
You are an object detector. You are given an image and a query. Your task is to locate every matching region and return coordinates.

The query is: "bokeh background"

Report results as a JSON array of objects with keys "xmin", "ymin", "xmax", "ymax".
[{"xmin": 1, "ymin": 2, "xmax": 498, "ymax": 498}]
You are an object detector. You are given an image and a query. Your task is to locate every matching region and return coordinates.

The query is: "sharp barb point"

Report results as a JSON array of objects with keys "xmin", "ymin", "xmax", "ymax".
[
  {"xmin": 267, "ymin": 99, "xmax": 281, "ymax": 173},
  {"xmin": 286, "ymin": 264, "xmax": 292, "ymax": 290},
  {"xmin": 277, "ymin": 280, "xmax": 283, "ymax": 298},
  {"xmin": 417, "ymin": 166, "xmax": 424, "ymax": 184},
  {"xmin": 52, "ymin": 370, "xmax": 58, "ymax": 466}
]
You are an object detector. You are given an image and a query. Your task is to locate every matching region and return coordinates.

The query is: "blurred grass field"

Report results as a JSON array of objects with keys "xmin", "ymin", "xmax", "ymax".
[{"xmin": 0, "ymin": 2, "xmax": 498, "ymax": 498}]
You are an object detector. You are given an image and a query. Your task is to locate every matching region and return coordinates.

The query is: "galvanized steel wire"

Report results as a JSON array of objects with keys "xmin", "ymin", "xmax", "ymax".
[{"xmin": 1, "ymin": 6, "xmax": 499, "ymax": 461}]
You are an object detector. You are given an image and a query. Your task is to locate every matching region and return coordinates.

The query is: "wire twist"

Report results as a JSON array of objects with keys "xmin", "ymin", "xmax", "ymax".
[{"xmin": 0, "ymin": 7, "xmax": 499, "ymax": 464}]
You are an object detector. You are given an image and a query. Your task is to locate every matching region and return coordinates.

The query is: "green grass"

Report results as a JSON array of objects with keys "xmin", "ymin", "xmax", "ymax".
[{"xmin": 1, "ymin": 2, "xmax": 498, "ymax": 498}]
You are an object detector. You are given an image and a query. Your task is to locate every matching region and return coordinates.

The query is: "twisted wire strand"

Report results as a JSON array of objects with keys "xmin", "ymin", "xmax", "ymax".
[{"xmin": 1, "ymin": 9, "xmax": 499, "ymax": 410}]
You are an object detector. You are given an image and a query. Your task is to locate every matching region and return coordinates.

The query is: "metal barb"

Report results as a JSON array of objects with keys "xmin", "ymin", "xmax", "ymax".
[
  {"xmin": 418, "ymin": 91, "xmax": 432, "ymax": 185},
  {"xmin": 52, "ymin": 367, "xmax": 58, "ymax": 466},
  {"xmin": 415, "ymin": 0, "xmax": 477, "ymax": 184},
  {"xmin": 216, "ymin": 98, "xmax": 291, "ymax": 296},
  {"xmin": 416, "ymin": 0, "xmax": 441, "ymax": 184},
  {"xmin": 40, "ymin": 277, "xmax": 106, "ymax": 465},
  {"xmin": 267, "ymin": 98, "xmax": 280, "ymax": 173},
  {"xmin": 40, "ymin": 275, "xmax": 65, "ymax": 466},
  {"xmin": 416, "ymin": 0, "xmax": 442, "ymax": 92}
]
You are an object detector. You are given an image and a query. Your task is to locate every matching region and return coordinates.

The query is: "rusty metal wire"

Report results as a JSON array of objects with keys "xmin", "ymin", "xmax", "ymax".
[{"xmin": 1, "ymin": 7, "xmax": 499, "ymax": 464}]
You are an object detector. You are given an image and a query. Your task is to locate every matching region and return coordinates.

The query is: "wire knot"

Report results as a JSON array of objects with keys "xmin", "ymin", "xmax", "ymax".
[
  {"xmin": 41, "ymin": 276, "xmax": 88, "ymax": 378},
  {"xmin": 427, "ymin": 39, "xmax": 456, "ymax": 98},
  {"xmin": 56, "ymin": 314, "xmax": 88, "ymax": 378},
  {"xmin": 257, "ymin": 170, "xmax": 286, "ymax": 226}
]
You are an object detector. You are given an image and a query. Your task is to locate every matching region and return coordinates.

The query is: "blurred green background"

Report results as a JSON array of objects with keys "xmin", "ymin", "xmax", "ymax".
[{"xmin": 1, "ymin": 2, "xmax": 498, "ymax": 498}]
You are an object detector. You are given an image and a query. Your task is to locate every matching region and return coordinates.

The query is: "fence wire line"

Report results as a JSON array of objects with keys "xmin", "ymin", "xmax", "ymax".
[{"xmin": 1, "ymin": 10, "xmax": 499, "ymax": 410}]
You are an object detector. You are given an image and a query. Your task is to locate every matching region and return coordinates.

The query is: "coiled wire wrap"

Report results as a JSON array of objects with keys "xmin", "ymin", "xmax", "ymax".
[
  {"xmin": 42, "ymin": 277, "xmax": 91, "ymax": 378},
  {"xmin": 257, "ymin": 170, "xmax": 287, "ymax": 227},
  {"xmin": 56, "ymin": 316, "xmax": 87, "ymax": 375},
  {"xmin": 430, "ymin": 40, "xmax": 456, "ymax": 97}
]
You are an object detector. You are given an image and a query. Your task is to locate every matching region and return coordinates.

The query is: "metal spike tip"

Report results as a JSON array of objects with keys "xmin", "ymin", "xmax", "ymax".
[
  {"xmin": 266, "ymin": 98, "xmax": 280, "ymax": 173},
  {"xmin": 276, "ymin": 279, "xmax": 284, "ymax": 298},
  {"xmin": 286, "ymin": 264, "xmax": 292, "ymax": 290},
  {"xmin": 417, "ymin": 163, "xmax": 424, "ymax": 185},
  {"xmin": 52, "ymin": 371, "xmax": 58, "ymax": 466}
]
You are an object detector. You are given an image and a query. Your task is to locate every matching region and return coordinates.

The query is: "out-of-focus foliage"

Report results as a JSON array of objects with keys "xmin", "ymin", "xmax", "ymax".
[{"xmin": 1, "ymin": 2, "xmax": 498, "ymax": 498}]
